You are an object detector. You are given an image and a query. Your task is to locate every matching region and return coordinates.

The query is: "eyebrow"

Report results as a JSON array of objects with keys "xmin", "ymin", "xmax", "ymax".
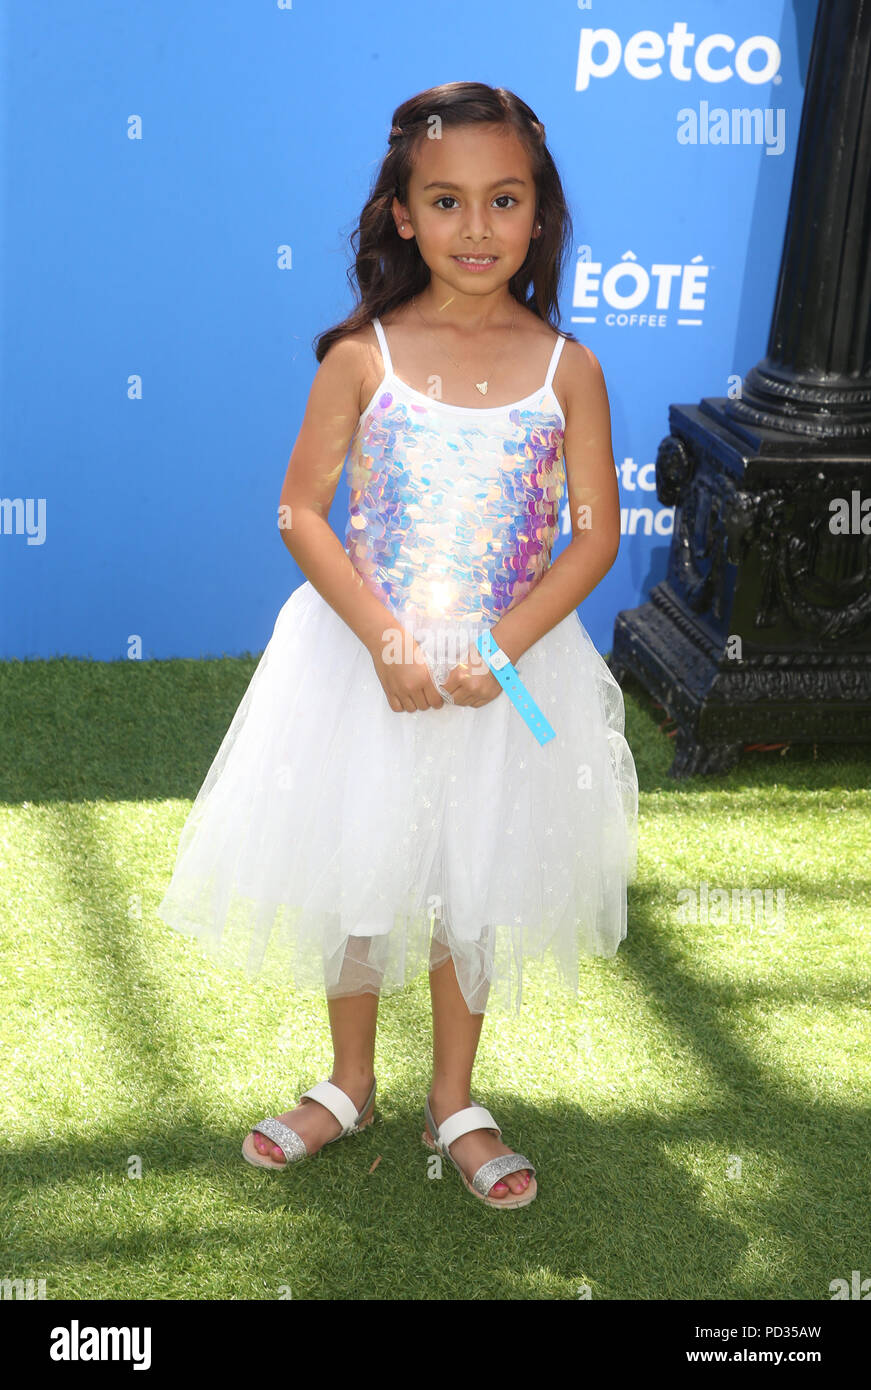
[{"xmin": 421, "ymin": 177, "xmax": 528, "ymax": 191}]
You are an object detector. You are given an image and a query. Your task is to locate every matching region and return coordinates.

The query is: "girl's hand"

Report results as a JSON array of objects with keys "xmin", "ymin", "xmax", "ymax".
[
  {"xmin": 368, "ymin": 628, "xmax": 446, "ymax": 712},
  {"xmin": 439, "ymin": 646, "xmax": 503, "ymax": 708}
]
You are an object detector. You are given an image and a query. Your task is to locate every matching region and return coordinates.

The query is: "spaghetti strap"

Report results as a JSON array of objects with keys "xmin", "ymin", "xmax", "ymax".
[
  {"xmin": 375, "ymin": 315, "xmax": 564, "ymax": 405},
  {"xmin": 544, "ymin": 333, "xmax": 567, "ymax": 391},
  {"xmin": 372, "ymin": 317, "xmax": 393, "ymax": 377}
]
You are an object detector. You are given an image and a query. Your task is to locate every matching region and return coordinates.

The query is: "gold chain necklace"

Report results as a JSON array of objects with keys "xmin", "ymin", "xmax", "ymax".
[{"xmin": 411, "ymin": 293, "xmax": 516, "ymax": 396}]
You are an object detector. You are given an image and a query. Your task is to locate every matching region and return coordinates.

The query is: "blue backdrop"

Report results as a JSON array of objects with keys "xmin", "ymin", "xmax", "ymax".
[{"xmin": 1, "ymin": 0, "xmax": 816, "ymax": 660}]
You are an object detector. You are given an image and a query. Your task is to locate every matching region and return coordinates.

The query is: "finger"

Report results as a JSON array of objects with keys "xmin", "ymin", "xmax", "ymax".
[
  {"xmin": 410, "ymin": 679, "xmax": 437, "ymax": 710},
  {"xmin": 416, "ymin": 665, "xmax": 446, "ymax": 708},
  {"xmin": 388, "ymin": 691, "xmax": 416, "ymax": 713}
]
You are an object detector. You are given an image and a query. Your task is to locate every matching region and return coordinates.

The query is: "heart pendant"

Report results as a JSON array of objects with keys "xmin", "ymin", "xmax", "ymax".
[{"xmin": 475, "ymin": 382, "xmax": 488, "ymax": 395}]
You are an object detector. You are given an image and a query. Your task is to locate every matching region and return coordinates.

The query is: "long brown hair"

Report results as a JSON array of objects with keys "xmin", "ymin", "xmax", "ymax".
[{"xmin": 313, "ymin": 81, "xmax": 578, "ymax": 362}]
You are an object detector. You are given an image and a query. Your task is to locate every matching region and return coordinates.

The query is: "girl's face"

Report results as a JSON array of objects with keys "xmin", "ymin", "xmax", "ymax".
[{"xmin": 393, "ymin": 123, "xmax": 540, "ymax": 305}]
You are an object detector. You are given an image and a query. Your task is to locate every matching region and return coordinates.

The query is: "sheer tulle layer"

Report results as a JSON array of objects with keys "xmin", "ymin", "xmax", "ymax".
[{"xmin": 156, "ymin": 581, "xmax": 638, "ymax": 1015}]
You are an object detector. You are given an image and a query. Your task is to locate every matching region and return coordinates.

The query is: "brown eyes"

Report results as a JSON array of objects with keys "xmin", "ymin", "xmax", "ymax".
[{"xmin": 434, "ymin": 195, "xmax": 518, "ymax": 210}]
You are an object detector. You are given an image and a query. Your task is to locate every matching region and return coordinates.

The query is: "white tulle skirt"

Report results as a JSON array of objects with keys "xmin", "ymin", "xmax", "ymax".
[{"xmin": 156, "ymin": 581, "xmax": 638, "ymax": 1016}]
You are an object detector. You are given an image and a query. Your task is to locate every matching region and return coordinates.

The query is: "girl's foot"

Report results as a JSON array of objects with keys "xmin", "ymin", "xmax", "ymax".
[
  {"xmin": 424, "ymin": 1090, "xmax": 532, "ymax": 1199},
  {"xmin": 249, "ymin": 1072, "xmax": 376, "ymax": 1164}
]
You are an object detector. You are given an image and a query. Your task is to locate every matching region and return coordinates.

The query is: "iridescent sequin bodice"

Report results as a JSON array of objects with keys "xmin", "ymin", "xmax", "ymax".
[{"xmin": 343, "ymin": 315, "xmax": 567, "ymax": 630}]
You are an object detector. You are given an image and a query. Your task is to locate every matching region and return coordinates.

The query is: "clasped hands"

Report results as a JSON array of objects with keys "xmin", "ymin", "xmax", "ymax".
[{"xmin": 369, "ymin": 629, "xmax": 503, "ymax": 714}]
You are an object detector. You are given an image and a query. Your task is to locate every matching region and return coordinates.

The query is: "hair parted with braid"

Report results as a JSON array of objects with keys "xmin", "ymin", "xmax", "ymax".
[{"xmin": 313, "ymin": 81, "xmax": 577, "ymax": 362}]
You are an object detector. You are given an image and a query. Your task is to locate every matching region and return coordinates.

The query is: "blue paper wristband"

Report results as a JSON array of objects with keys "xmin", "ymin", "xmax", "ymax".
[{"xmin": 476, "ymin": 630, "xmax": 555, "ymax": 745}]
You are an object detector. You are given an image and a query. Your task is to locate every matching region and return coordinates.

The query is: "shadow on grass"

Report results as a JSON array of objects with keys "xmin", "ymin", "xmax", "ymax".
[
  {"xmin": 2, "ymin": 1080, "xmax": 866, "ymax": 1299},
  {"xmin": 3, "ymin": 884, "xmax": 868, "ymax": 1298}
]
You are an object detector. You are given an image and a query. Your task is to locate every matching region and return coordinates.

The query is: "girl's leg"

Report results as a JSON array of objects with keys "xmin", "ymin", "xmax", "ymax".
[
  {"xmin": 251, "ymin": 937, "xmax": 380, "ymax": 1163},
  {"xmin": 426, "ymin": 945, "xmax": 531, "ymax": 1199},
  {"xmin": 326, "ymin": 988, "xmax": 379, "ymax": 1093},
  {"xmin": 326, "ymin": 931, "xmax": 380, "ymax": 1098}
]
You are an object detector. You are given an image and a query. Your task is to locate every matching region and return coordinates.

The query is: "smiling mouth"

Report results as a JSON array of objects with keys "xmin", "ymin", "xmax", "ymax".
[{"xmin": 452, "ymin": 255, "xmax": 498, "ymax": 265}]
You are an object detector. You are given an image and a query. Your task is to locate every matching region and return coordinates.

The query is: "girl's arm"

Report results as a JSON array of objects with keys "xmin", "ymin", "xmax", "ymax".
[
  {"xmin": 277, "ymin": 337, "xmax": 398, "ymax": 655},
  {"xmin": 489, "ymin": 341, "xmax": 621, "ymax": 665},
  {"xmin": 279, "ymin": 338, "xmax": 447, "ymax": 714}
]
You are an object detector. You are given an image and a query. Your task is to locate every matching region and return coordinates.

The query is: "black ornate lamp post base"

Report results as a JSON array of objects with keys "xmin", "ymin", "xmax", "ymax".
[
  {"xmin": 610, "ymin": 587, "xmax": 746, "ymax": 780},
  {"xmin": 610, "ymin": 398, "xmax": 871, "ymax": 779},
  {"xmin": 610, "ymin": 3, "xmax": 871, "ymax": 778}
]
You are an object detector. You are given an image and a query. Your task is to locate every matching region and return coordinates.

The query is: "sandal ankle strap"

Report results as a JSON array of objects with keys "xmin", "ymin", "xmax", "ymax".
[
  {"xmin": 427, "ymin": 1101, "xmax": 501, "ymax": 1154},
  {"xmin": 301, "ymin": 1078, "xmax": 376, "ymax": 1136}
]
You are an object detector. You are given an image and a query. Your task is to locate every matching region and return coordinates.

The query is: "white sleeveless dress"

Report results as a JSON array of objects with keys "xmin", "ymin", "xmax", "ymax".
[{"xmin": 156, "ymin": 316, "xmax": 638, "ymax": 1015}]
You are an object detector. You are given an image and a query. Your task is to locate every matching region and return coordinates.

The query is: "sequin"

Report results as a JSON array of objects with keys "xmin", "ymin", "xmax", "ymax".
[{"xmin": 344, "ymin": 378, "xmax": 566, "ymax": 629}]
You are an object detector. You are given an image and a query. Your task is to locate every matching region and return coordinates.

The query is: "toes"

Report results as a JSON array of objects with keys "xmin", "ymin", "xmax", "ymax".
[
  {"xmin": 490, "ymin": 1170, "xmax": 530, "ymax": 1197},
  {"xmin": 251, "ymin": 1131, "xmax": 285, "ymax": 1163}
]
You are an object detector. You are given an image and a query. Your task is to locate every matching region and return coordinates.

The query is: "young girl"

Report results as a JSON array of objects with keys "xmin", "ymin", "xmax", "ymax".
[{"xmin": 157, "ymin": 82, "xmax": 638, "ymax": 1209}]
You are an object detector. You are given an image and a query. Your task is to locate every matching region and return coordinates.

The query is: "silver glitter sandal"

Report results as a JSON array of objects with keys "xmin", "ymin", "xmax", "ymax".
[
  {"xmin": 242, "ymin": 1078, "xmax": 377, "ymax": 1170},
  {"xmin": 422, "ymin": 1094, "xmax": 537, "ymax": 1209}
]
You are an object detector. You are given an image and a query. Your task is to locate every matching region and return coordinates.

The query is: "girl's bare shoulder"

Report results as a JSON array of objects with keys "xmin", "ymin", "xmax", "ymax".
[
  {"xmin": 327, "ymin": 321, "xmax": 386, "ymax": 416},
  {"xmin": 551, "ymin": 330, "xmax": 606, "ymax": 423},
  {"xmin": 492, "ymin": 307, "xmax": 597, "ymax": 422}
]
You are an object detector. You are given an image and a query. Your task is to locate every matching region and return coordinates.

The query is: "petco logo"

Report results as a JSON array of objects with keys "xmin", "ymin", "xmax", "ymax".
[
  {"xmin": 572, "ymin": 249, "xmax": 710, "ymax": 328},
  {"xmin": 576, "ymin": 21, "xmax": 782, "ymax": 91}
]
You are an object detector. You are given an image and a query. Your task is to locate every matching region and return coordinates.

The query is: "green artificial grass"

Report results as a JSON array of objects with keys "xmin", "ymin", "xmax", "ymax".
[{"xmin": 1, "ymin": 654, "xmax": 869, "ymax": 1300}]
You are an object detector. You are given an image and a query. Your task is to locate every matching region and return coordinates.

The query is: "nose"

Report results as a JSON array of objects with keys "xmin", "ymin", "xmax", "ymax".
[{"xmin": 460, "ymin": 205, "xmax": 493, "ymax": 242}]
